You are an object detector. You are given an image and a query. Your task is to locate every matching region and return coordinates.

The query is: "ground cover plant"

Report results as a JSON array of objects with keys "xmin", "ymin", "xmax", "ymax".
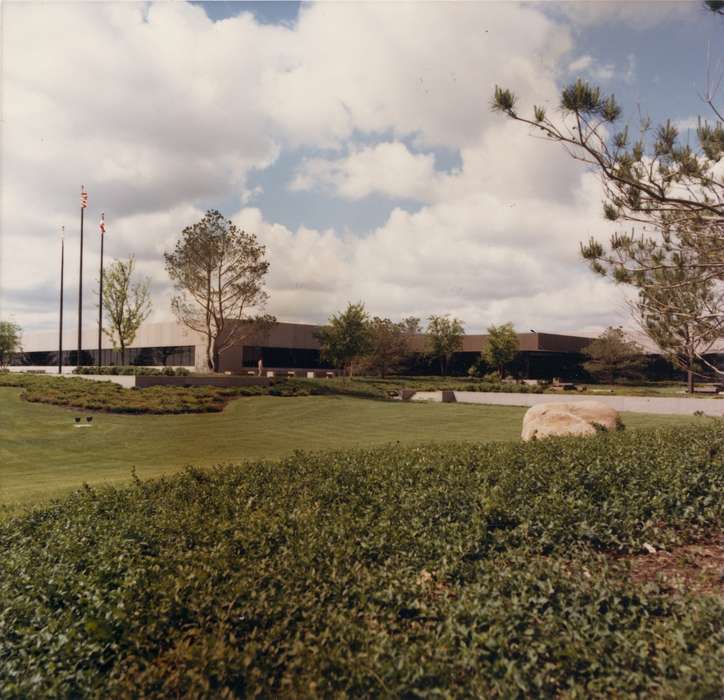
[
  {"xmin": 0, "ymin": 423, "xmax": 722, "ymax": 697},
  {"xmin": 0, "ymin": 374, "xmax": 242, "ymax": 413},
  {"xmin": 0, "ymin": 374, "xmax": 386, "ymax": 415}
]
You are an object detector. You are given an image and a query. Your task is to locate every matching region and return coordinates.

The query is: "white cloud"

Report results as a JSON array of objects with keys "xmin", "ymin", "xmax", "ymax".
[
  {"xmin": 231, "ymin": 167, "xmax": 625, "ymax": 333},
  {"xmin": 568, "ymin": 55, "xmax": 594, "ymax": 72},
  {"xmin": 1, "ymin": 1, "xmax": 633, "ymax": 336},
  {"xmin": 567, "ymin": 53, "xmax": 625, "ymax": 83},
  {"xmin": 291, "ymin": 142, "xmax": 442, "ymax": 201}
]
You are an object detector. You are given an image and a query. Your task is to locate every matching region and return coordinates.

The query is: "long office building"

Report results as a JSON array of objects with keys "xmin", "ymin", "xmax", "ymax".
[{"xmin": 12, "ymin": 319, "xmax": 720, "ymax": 380}]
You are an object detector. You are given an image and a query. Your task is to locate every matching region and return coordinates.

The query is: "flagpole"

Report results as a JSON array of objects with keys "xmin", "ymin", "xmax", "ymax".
[
  {"xmin": 97, "ymin": 213, "xmax": 105, "ymax": 369},
  {"xmin": 77, "ymin": 186, "xmax": 86, "ymax": 367},
  {"xmin": 59, "ymin": 226, "xmax": 65, "ymax": 375}
]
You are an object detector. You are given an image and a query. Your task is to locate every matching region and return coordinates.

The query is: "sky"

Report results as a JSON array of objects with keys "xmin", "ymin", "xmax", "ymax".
[{"xmin": 1, "ymin": 0, "xmax": 721, "ymax": 337}]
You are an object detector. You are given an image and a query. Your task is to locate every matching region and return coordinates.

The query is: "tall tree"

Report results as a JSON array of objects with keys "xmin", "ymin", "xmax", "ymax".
[
  {"xmin": 633, "ymin": 263, "xmax": 723, "ymax": 392},
  {"xmin": 582, "ymin": 327, "xmax": 646, "ymax": 385},
  {"xmin": 492, "ymin": 80, "xmax": 722, "ymax": 295},
  {"xmin": 164, "ymin": 210, "xmax": 274, "ymax": 372},
  {"xmin": 0, "ymin": 321, "xmax": 21, "ymax": 367},
  {"xmin": 484, "ymin": 322, "xmax": 519, "ymax": 379},
  {"xmin": 426, "ymin": 315, "xmax": 464, "ymax": 375},
  {"xmin": 492, "ymin": 1, "xmax": 723, "ymax": 361},
  {"xmin": 364, "ymin": 316, "xmax": 420, "ymax": 378},
  {"xmin": 315, "ymin": 302, "xmax": 372, "ymax": 377},
  {"xmin": 101, "ymin": 256, "xmax": 152, "ymax": 365}
]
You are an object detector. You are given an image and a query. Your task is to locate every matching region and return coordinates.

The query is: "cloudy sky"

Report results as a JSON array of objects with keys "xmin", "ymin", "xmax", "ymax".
[{"xmin": 1, "ymin": 0, "xmax": 720, "ymax": 336}]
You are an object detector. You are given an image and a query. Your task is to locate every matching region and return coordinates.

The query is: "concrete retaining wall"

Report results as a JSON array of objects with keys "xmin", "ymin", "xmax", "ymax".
[
  {"xmin": 136, "ymin": 375, "xmax": 271, "ymax": 388},
  {"xmin": 71, "ymin": 374, "xmax": 137, "ymax": 388}
]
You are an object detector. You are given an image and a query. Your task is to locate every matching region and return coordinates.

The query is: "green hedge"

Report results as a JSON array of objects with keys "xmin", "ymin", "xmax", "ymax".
[{"xmin": 1, "ymin": 425, "xmax": 722, "ymax": 697}]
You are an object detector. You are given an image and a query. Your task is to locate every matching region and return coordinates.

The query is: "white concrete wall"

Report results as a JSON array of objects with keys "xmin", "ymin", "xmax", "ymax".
[{"xmin": 20, "ymin": 321, "xmax": 205, "ymax": 352}]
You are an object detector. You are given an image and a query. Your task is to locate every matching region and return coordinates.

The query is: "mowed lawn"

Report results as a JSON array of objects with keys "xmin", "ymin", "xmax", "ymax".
[{"xmin": 0, "ymin": 387, "xmax": 702, "ymax": 509}]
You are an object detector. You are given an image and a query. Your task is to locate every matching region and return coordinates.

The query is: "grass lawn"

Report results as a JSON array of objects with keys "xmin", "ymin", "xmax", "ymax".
[{"xmin": 0, "ymin": 387, "xmax": 705, "ymax": 511}]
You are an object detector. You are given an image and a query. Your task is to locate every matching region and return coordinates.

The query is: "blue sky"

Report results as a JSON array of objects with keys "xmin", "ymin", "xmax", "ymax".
[{"xmin": 2, "ymin": 1, "xmax": 721, "ymax": 336}]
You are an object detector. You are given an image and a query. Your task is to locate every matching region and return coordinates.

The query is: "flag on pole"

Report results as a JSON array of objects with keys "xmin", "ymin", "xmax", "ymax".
[
  {"xmin": 81, "ymin": 187, "xmax": 88, "ymax": 209},
  {"xmin": 99, "ymin": 213, "xmax": 106, "ymax": 235}
]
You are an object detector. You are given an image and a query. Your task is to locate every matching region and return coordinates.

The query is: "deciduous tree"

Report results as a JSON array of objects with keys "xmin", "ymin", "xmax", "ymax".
[
  {"xmin": 316, "ymin": 302, "xmax": 372, "ymax": 377},
  {"xmin": 364, "ymin": 316, "xmax": 420, "ymax": 377},
  {"xmin": 426, "ymin": 315, "xmax": 464, "ymax": 375},
  {"xmin": 101, "ymin": 256, "xmax": 152, "ymax": 365},
  {"xmin": 582, "ymin": 327, "xmax": 646, "ymax": 385},
  {"xmin": 0, "ymin": 321, "xmax": 21, "ymax": 366},
  {"xmin": 164, "ymin": 210, "xmax": 274, "ymax": 372},
  {"xmin": 484, "ymin": 322, "xmax": 519, "ymax": 379}
]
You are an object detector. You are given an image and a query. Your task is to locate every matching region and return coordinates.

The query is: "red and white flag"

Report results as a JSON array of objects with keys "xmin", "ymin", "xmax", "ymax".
[
  {"xmin": 99, "ymin": 213, "xmax": 106, "ymax": 235},
  {"xmin": 81, "ymin": 187, "xmax": 88, "ymax": 209}
]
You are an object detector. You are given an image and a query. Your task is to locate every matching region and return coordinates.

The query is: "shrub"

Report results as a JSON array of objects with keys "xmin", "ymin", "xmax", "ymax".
[
  {"xmin": 0, "ymin": 425, "xmax": 722, "ymax": 697},
  {"xmin": 73, "ymin": 366, "xmax": 192, "ymax": 377}
]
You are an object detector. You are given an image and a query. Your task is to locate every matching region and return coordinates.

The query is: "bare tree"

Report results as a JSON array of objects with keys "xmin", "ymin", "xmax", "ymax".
[
  {"xmin": 101, "ymin": 256, "xmax": 152, "ymax": 365},
  {"xmin": 164, "ymin": 210, "xmax": 275, "ymax": 372}
]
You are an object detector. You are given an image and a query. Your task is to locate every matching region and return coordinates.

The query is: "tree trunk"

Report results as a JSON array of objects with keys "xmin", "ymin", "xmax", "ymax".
[
  {"xmin": 205, "ymin": 334, "xmax": 214, "ymax": 372},
  {"xmin": 211, "ymin": 338, "xmax": 221, "ymax": 373},
  {"xmin": 687, "ymin": 369, "xmax": 694, "ymax": 394},
  {"xmin": 121, "ymin": 346, "xmax": 126, "ymax": 366}
]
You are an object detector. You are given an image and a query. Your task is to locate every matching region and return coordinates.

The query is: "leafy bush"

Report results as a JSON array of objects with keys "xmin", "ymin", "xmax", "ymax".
[{"xmin": 1, "ymin": 425, "xmax": 722, "ymax": 697}]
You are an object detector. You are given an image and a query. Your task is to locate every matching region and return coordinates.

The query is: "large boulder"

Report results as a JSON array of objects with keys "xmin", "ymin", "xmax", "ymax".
[{"xmin": 521, "ymin": 401, "xmax": 620, "ymax": 441}]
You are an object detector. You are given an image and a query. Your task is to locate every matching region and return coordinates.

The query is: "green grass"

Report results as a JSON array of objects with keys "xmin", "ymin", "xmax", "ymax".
[{"xmin": 0, "ymin": 387, "xmax": 704, "ymax": 511}]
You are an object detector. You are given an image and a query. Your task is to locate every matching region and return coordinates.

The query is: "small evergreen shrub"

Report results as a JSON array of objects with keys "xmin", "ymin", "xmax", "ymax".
[{"xmin": 0, "ymin": 424, "xmax": 722, "ymax": 697}]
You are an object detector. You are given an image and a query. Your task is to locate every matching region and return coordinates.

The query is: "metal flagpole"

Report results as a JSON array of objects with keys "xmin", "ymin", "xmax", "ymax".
[
  {"xmin": 77, "ymin": 186, "xmax": 87, "ymax": 366},
  {"xmin": 59, "ymin": 226, "xmax": 65, "ymax": 374},
  {"xmin": 97, "ymin": 213, "xmax": 105, "ymax": 369}
]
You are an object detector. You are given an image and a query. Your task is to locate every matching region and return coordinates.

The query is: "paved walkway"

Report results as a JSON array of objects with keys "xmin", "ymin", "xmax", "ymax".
[{"xmin": 411, "ymin": 391, "xmax": 724, "ymax": 417}]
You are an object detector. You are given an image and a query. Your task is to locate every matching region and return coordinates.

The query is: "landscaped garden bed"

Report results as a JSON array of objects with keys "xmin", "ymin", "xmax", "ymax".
[
  {"xmin": 0, "ymin": 374, "xmax": 387, "ymax": 414},
  {"xmin": 1, "ymin": 423, "xmax": 722, "ymax": 697}
]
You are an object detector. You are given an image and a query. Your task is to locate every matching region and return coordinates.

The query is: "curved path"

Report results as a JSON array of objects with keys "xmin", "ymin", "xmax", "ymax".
[{"xmin": 411, "ymin": 391, "xmax": 724, "ymax": 417}]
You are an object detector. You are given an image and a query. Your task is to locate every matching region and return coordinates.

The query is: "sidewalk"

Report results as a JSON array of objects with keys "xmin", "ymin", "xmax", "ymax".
[{"xmin": 410, "ymin": 391, "xmax": 724, "ymax": 417}]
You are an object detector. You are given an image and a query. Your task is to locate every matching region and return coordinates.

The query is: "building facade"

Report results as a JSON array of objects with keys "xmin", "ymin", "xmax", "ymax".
[
  {"xmin": 12, "ymin": 319, "xmax": 722, "ymax": 380},
  {"xmin": 12, "ymin": 319, "xmax": 597, "ymax": 379}
]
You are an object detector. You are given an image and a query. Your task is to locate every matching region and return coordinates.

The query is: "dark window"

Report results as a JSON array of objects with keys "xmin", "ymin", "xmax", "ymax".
[{"xmin": 11, "ymin": 346, "xmax": 195, "ymax": 367}]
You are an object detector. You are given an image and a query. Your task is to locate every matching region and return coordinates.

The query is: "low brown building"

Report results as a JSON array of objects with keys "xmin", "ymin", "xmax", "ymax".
[{"xmin": 16, "ymin": 320, "xmax": 600, "ymax": 379}]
